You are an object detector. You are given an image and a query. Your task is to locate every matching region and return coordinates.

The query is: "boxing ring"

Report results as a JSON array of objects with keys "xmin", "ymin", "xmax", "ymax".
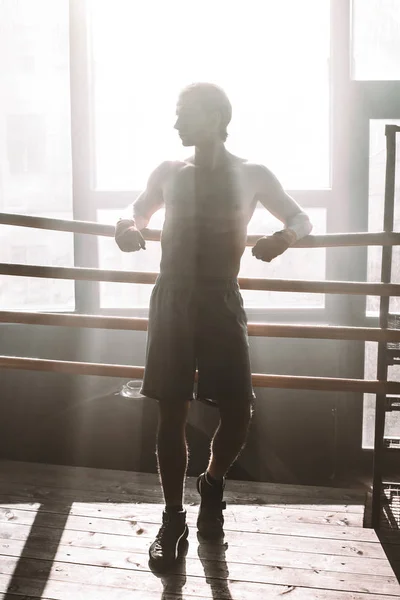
[{"xmin": 0, "ymin": 125, "xmax": 399, "ymax": 533}]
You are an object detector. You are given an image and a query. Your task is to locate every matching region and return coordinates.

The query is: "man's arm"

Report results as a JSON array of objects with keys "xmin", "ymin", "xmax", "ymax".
[
  {"xmin": 115, "ymin": 161, "xmax": 171, "ymax": 252},
  {"xmin": 252, "ymin": 165, "xmax": 312, "ymax": 262},
  {"xmin": 255, "ymin": 165, "xmax": 312, "ymax": 242},
  {"xmin": 130, "ymin": 161, "xmax": 172, "ymax": 229}
]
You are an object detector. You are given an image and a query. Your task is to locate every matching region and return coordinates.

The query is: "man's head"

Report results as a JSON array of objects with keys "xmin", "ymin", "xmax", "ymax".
[{"xmin": 174, "ymin": 82, "xmax": 232, "ymax": 147}]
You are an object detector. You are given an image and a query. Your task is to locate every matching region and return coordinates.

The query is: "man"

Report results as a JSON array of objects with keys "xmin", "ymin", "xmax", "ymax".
[{"xmin": 115, "ymin": 82, "xmax": 312, "ymax": 571}]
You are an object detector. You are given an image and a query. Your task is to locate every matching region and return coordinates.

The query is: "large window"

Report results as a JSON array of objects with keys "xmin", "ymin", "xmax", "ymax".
[
  {"xmin": 90, "ymin": 0, "xmax": 331, "ymax": 310},
  {"xmin": 0, "ymin": 0, "xmax": 331, "ymax": 312},
  {"xmin": 0, "ymin": 0, "xmax": 74, "ymax": 310},
  {"xmin": 0, "ymin": 0, "xmax": 333, "ymax": 313}
]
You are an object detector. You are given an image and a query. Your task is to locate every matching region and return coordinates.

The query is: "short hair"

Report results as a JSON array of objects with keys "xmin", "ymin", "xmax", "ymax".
[{"xmin": 178, "ymin": 82, "xmax": 232, "ymax": 142}]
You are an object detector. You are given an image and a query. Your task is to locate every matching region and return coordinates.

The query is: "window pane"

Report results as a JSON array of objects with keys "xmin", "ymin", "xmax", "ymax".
[
  {"xmin": 0, "ymin": 0, "xmax": 74, "ymax": 310},
  {"xmin": 352, "ymin": 0, "xmax": 400, "ymax": 80},
  {"xmin": 363, "ymin": 342, "xmax": 400, "ymax": 448},
  {"xmin": 90, "ymin": 0, "xmax": 330, "ymax": 191},
  {"xmin": 367, "ymin": 120, "xmax": 400, "ymax": 316},
  {"xmin": 98, "ymin": 207, "xmax": 325, "ymax": 310}
]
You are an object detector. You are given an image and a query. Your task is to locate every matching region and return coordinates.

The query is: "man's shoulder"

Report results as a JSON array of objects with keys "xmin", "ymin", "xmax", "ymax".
[
  {"xmin": 242, "ymin": 160, "xmax": 272, "ymax": 175},
  {"xmin": 236, "ymin": 159, "xmax": 277, "ymax": 186},
  {"xmin": 149, "ymin": 160, "xmax": 189, "ymax": 187},
  {"xmin": 155, "ymin": 159, "xmax": 194, "ymax": 177},
  {"xmin": 228, "ymin": 154, "xmax": 271, "ymax": 175},
  {"xmin": 154, "ymin": 159, "xmax": 185, "ymax": 174}
]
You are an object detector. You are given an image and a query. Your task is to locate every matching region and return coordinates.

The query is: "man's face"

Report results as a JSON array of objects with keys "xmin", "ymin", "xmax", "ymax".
[{"xmin": 174, "ymin": 95, "xmax": 220, "ymax": 147}]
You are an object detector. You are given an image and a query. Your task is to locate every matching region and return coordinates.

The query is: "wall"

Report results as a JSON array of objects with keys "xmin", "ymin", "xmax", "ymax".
[
  {"xmin": 0, "ymin": 323, "xmax": 366, "ymax": 484},
  {"xmin": 0, "ymin": 324, "xmax": 146, "ymax": 471}
]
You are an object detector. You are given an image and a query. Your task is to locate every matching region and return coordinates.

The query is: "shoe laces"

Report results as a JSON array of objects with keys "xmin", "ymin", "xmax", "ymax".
[
  {"xmin": 152, "ymin": 517, "xmax": 171, "ymax": 554},
  {"xmin": 156, "ymin": 512, "xmax": 185, "ymax": 544}
]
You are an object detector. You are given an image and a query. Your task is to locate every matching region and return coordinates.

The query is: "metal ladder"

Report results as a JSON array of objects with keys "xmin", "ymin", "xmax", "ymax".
[{"xmin": 372, "ymin": 124, "xmax": 400, "ymax": 529}]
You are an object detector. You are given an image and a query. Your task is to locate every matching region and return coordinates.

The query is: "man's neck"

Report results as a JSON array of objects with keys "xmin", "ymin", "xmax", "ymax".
[{"xmin": 194, "ymin": 142, "xmax": 227, "ymax": 170}]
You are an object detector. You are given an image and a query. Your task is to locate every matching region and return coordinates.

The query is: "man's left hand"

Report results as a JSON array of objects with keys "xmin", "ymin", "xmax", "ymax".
[{"xmin": 252, "ymin": 234, "xmax": 291, "ymax": 262}]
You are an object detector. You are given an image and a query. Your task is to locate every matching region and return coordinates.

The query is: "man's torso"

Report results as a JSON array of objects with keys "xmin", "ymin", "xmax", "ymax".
[{"xmin": 159, "ymin": 155, "xmax": 260, "ymax": 281}]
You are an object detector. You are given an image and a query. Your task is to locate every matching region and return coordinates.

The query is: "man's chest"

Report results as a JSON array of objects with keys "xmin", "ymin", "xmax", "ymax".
[{"xmin": 163, "ymin": 165, "xmax": 256, "ymax": 221}]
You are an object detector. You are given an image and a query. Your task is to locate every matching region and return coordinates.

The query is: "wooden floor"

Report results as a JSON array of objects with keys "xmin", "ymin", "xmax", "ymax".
[{"xmin": 0, "ymin": 461, "xmax": 399, "ymax": 599}]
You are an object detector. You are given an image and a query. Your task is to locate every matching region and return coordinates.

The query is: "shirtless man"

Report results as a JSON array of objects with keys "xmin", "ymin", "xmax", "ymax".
[{"xmin": 115, "ymin": 82, "xmax": 312, "ymax": 571}]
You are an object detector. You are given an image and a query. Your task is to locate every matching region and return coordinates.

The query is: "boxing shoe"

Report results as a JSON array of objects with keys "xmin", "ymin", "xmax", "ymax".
[
  {"xmin": 149, "ymin": 509, "xmax": 189, "ymax": 571},
  {"xmin": 196, "ymin": 472, "xmax": 226, "ymax": 540}
]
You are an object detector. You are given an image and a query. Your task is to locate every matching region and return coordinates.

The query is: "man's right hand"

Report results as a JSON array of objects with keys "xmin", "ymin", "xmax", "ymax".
[{"xmin": 115, "ymin": 219, "xmax": 146, "ymax": 252}]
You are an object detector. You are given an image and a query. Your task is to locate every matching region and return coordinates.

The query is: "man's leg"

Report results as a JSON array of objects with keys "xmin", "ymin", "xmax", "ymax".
[
  {"xmin": 196, "ymin": 285, "xmax": 253, "ymax": 481},
  {"xmin": 149, "ymin": 399, "xmax": 191, "ymax": 570},
  {"xmin": 197, "ymin": 400, "xmax": 253, "ymax": 539},
  {"xmin": 196, "ymin": 284, "xmax": 253, "ymax": 538},
  {"xmin": 156, "ymin": 399, "xmax": 191, "ymax": 507},
  {"xmin": 144, "ymin": 282, "xmax": 197, "ymax": 568},
  {"xmin": 207, "ymin": 400, "xmax": 253, "ymax": 480}
]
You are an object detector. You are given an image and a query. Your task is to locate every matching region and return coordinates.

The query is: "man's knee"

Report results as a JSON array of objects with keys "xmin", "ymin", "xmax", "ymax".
[{"xmin": 158, "ymin": 399, "xmax": 190, "ymax": 428}]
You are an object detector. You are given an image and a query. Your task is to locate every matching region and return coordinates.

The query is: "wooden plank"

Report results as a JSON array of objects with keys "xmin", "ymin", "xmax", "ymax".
[
  {"xmin": 0, "ymin": 520, "xmax": 388, "ymax": 561},
  {"xmin": 0, "ymin": 476, "xmax": 364, "ymax": 515},
  {"xmin": 0, "ymin": 596, "xmax": 53, "ymax": 600},
  {"xmin": 0, "ymin": 461, "xmax": 396, "ymax": 599},
  {"xmin": 0, "ymin": 480, "xmax": 366, "ymax": 514},
  {"xmin": 0, "ymin": 492, "xmax": 365, "ymax": 526},
  {"xmin": 0, "ymin": 592, "xmax": 213, "ymax": 600},
  {"xmin": 0, "ymin": 498, "xmax": 363, "ymax": 527},
  {"xmin": 0, "ymin": 554, "xmax": 398, "ymax": 596},
  {"xmin": 0, "ymin": 461, "xmax": 367, "ymax": 503},
  {"xmin": 0, "ymin": 505, "xmax": 379, "ymax": 543},
  {"xmin": 0, "ymin": 528, "xmax": 394, "ymax": 577},
  {"xmin": 0, "ymin": 571, "xmax": 397, "ymax": 600}
]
